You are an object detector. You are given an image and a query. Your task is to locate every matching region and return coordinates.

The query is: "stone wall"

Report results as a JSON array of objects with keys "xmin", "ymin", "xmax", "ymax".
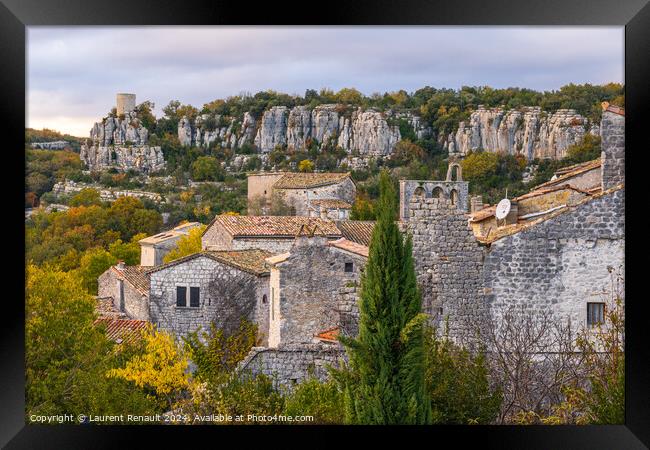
[
  {"xmin": 408, "ymin": 197, "xmax": 487, "ymax": 342},
  {"xmin": 482, "ymin": 187, "xmax": 625, "ymax": 332},
  {"xmin": 97, "ymin": 267, "xmax": 150, "ymax": 321},
  {"xmin": 600, "ymin": 110, "xmax": 625, "ymax": 190},
  {"xmin": 149, "ymin": 256, "xmax": 269, "ymax": 342},
  {"xmin": 238, "ymin": 344, "xmax": 346, "ymax": 389},
  {"xmin": 399, "ymin": 180, "xmax": 469, "ymax": 221},
  {"xmin": 270, "ymin": 236, "xmax": 365, "ymax": 346},
  {"xmin": 277, "ymin": 178, "xmax": 356, "ymax": 216}
]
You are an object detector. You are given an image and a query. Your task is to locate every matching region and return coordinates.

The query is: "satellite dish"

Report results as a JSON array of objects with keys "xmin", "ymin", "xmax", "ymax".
[{"xmin": 495, "ymin": 198, "xmax": 511, "ymax": 220}]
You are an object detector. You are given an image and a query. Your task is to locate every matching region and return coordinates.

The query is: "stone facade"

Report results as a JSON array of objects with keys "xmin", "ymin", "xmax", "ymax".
[
  {"xmin": 267, "ymin": 235, "xmax": 366, "ymax": 348},
  {"xmin": 482, "ymin": 187, "xmax": 625, "ymax": 332},
  {"xmin": 600, "ymin": 109, "xmax": 625, "ymax": 190},
  {"xmin": 408, "ymin": 197, "xmax": 487, "ymax": 342},
  {"xmin": 97, "ymin": 267, "xmax": 150, "ymax": 321},
  {"xmin": 148, "ymin": 255, "xmax": 269, "ymax": 342},
  {"xmin": 238, "ymin": 344, "xmax": 346, "ymax": 389},
  {"xmin": 399, "ymin": 179, "xmax": 469, "ymax": 221},
  {"xmin": 277, "ymin": 177, "xmax": 356, "ymax": 217}
]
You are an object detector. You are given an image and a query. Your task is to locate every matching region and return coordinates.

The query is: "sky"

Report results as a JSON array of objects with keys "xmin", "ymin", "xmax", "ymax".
[{"xmin": 27, "ymin": 26, "xmax": 624, "ymax": 137}]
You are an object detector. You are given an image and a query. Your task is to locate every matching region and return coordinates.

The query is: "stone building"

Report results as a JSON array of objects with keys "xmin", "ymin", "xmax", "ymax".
[
  {"xmin": 307, "ymin": 199, "xmax": 352, "ymax": 220},
  {"xmin": 533, "ymin": 159, "xmax": 602, "ymax": 193},
  {"xmin": 138, "ymin": 222, "xmax": 201, "ymax": 267},
  {"xmin": 247, "ymin": 172, "xmax": 356, "ymax": 216},
  {"xmin": 146, "ymin": 249, "xmax": 272, "ymax": 342},
  {"xmin": 398, "ymin": 162, "xmax": 468, "ymax": 221},
  {"xmin": 201, "ymin": 215, "xmax": 342, "ymax": 253},
  {"xmin": 97, "ymin": 261, "xmax": 151, "ymax": 321}
]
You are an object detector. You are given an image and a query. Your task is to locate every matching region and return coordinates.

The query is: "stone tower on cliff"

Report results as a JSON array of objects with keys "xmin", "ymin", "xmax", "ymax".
[{"xmin": 116, "ymin": 93, "xmax": 136, "ymax": 116}]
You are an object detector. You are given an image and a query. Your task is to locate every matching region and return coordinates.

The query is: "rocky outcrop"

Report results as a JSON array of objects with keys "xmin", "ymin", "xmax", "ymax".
[
  {"xmin": 179, "ymin": 105, "xmax": 432, "ymax": 159},
  {"xmin": 444, "ymin": 106, "xmax": 599, "ymax": 160},
  {"xmin": 81, "ymin": 111, "xmax": 165, "ymax": 172},
  {"xmin": 31, "ymin": 141, "xmax": 70, "ymax": 150},
  {"xmin": 52, "ymin": 180, "xmax": 163, "ymax": 203}
]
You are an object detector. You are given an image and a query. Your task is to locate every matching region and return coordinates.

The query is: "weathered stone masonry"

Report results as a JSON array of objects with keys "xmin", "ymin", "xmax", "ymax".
[
  {"xmin": 482, "ymin": 187, "xmax": 625, "ymax": 330},
  {"xmin": 601, "ymin": 109, "xmax": 625, "ymax": 190},
  {"xmin": 149, "ymin": 256, "xmax": 269, "ymax": 342}
]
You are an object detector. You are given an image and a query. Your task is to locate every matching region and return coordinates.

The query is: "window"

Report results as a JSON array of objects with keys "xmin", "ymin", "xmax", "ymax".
[
  {"xmin": 176, "ymin": 286, "xmax": 187, "ymax": 307},
  {"xmin": 262, "ymin": 294, "xmax": 267, "ymax": 304},
  {"xmin": 190, "ymin": 287, "xmax": 200, "ymax": 307},
  {"xmin": 587, "ymin": 302, "xmax": 605, "ymax": 326},
  {"xmin": 345, "ymin": 262, "xmax": 354, "ymax": 273}
]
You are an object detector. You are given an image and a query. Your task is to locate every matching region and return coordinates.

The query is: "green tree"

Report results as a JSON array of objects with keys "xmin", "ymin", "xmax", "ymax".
[
  {"xmin": 108, "ymin": 233, "xmax": 146, "ymax": 266},
  {"xmin": 163, "ymin": 225, "xmax": 207, "ymax": 263},
  {"xmin": 76, "ymin": 247, "xmax": 118, "ymax": 294},
  {"xmin": 191, "ymin": 156, "xmax": 224, "ymax": 181},
  {"xmin": 565, "ymin": 134, "xmax": 601, "ymax": 163},
  {"xmin": 334, "ymin": 169, "xmax": 432, "ymax": 424},
  {"xmin": 26, "ymin": 265, "xmax": 158, "ymax": 419},
  {"xmin": 424, "ymin": 326, "xmax": 501, "ymax": 424},
  {"xmin": 69, "ymin": 188, "xmax": 102, "ymax": 207},
  {"xmin": 283, "ymin": 377, "xmax": 344, "ymax": 424}
]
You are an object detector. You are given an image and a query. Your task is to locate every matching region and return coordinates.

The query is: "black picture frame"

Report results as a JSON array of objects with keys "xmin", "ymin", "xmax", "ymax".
[{"xmin": 3, "ymin": 0, "xmax": 649, "ymax": 447}]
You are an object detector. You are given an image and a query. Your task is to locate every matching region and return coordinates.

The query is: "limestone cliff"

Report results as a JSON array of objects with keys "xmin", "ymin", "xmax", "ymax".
[
  {"xmin": 178, "ymin": 105, "xmax": 432, "ymax": 157},
  {"xmin": 81, "ymin": 111, "xmax": 165, "ymax": 172},
  {"xmin": 443, "ymin": 106, "xmax": 599, "ymax": 160}
]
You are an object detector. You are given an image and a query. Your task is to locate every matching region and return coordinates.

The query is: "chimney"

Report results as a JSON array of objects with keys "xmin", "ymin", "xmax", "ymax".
[
  {"xmin": 470, "ymin": 195, "xmax": 484, "ymax": 213},
  {"xmin": 116, "ymin": 260, "xmax": 126, "ymax": 270},
  {"xmin": 319, "ymin": 205, "xmax": 328, "ymax": 219},
  {"xmin": 600, "ymin": 102, "xmax": 625, "ymax": 190}
]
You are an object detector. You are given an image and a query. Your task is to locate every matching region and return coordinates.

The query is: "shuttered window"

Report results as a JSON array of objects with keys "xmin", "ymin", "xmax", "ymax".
[
  {"xmin": 176, "ymin": 286, "xmax": 187, "ymax": 307},
  {"xmin": 587, "ymin": 302, "xmax": 605, "ymax": 326},
  {"xmin": 190, "ymin": 287, "xmax": 200, "ymax": 308}
]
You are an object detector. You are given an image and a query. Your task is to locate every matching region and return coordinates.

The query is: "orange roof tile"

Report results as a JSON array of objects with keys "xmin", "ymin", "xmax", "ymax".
[
  {"xmin": 212, "ymin": 215, "xmax": 341, "ymax": 238},
  {"xmin": 111, "ymin": 265, "xmax": 150, "ymax": 296},
  {"xmin": 328, "ymin": 238, "xmax": 369, "ymax": 258},
  {"xmin": 147, "ymin": 249, "xmax": 273, "ymax": 276},
  {"xmin": 601, "ymin": 101, "xmax": 625, "ymax": 116},
  {"xmin": 273, "ymin": 172, "xmax": 351, "ymax": 189},
  {"xmin": 334, "ymin": 220, "xmax": 375, "ymax": 246},
  {"xmin": 310, "ymin": 199, "xmax": 352, "ymax": 209},
  {"xmin": 94, "ymin": 318, "xmax": 148, "ymax": 344},
  {"xmin": 315, "ymin": 327, "xmax": 340, "ymax": 343}
]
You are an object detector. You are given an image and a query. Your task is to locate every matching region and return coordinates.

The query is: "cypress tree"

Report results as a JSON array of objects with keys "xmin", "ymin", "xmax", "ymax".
[{"xmin": 335, "ymin": 169, "xmax": 432, "ymax": 424}]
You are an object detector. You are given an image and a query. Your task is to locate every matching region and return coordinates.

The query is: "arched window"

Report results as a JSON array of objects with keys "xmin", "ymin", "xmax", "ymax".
[
  {"xmin": 413, "ymin": 186, "xmax": 425, "ymax": 198},
  {"xmin": 432, "ymin": 186, "xmax": 444, "ymax": 199},
  {"xmin": 450, "ymin": 189, "xmax": 459, "ymax": 206}
]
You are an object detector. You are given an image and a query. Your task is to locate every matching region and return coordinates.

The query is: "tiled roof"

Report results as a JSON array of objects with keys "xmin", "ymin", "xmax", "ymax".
[
  {"xmin": 477, "ymin": 184, "xmax": 623, "ymax": 244},
  {"xmin": 328, "ymin": 238, "xmax": 369, "ymax": 258},
  {"xmin": 533, "ymin": 159, "xmax": 601, "ymax": 191},
  {"xmin": 469, "ymin": 184, "xmax": 592, "ymax": 223},
  {"xmin": 139, "ymin": 222, "xmax": 201, "ymax": 245},
  {"xmin": 94, "ymin": 318, "xmax": 149, "ymax": 344},
  {"xmin": 146, "ymin": 249, "xmax": 273, "ymax": 276},
  {"xmin": 310, "ymin": 199, "xmax": 352, "ymax": 209},
  {"xmin": 96, "ymin": 297, "xmax": 127, "ymax": 319},
  {"xmin": 272, "ymin": 172, "xmax": 351, "ymax": 189},
  {"xmin": 601, "ymin": 101, "xmax": 625, "ymax": 116},
  {"xmin": 213, "ymin": 215, "xmax": 342, "ymax": 238},
  {"xmin": 315, "ymin": 327, "xmax": 340, "ymax": 343},
  {"xmin": 334, "ymin": 220, "xmax": 375, "ymax": 246},
  {"xmin": 111, "ymin": 265, "xmax": 150, "ymax": 296}
]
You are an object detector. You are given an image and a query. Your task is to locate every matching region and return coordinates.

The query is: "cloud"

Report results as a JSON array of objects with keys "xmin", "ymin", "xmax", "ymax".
[{"xmin": 27, "ymin": 26, "xmax": 623, "ymax": 136}]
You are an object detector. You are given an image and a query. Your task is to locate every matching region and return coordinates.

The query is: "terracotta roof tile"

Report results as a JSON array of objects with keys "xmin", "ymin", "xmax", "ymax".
[
  {"xmin": 334, "ymin": 220, "xmax": 375, "ymax": 246},
  {"xmin": 315, "ymin": 327, "xmax": 340, "ymax": 343},
  {"xmin": 273, "ymin": 172, "xmax": 351, "ymax": 189},
  {"xmin": 146, "ymin": 249, "xmax": 273, "ymax": 276},
  {"xmin": 111, "ymin": 265, "xmax": 150, "ymax": 296},
  {"xmin": 214, "ymin": 215, "xmax": 341, "ymax": 238},
  {"xmin": 96, "ymin": 297, "xmax": 128, "ymax": 319},
  {"xmin": 601, "ymin": 101, "xmax": 625, "ymax": 116},
  {"xmin": 94, "ymin": 318, "xmax": 148, "ymax": 344},
  {"xmin": 328, "ymin": 238, "xmax": 369, "ymax": 258},
  {"xmin": 310, "ymin": 199, "xmax": 352, "ymax": 209}
]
